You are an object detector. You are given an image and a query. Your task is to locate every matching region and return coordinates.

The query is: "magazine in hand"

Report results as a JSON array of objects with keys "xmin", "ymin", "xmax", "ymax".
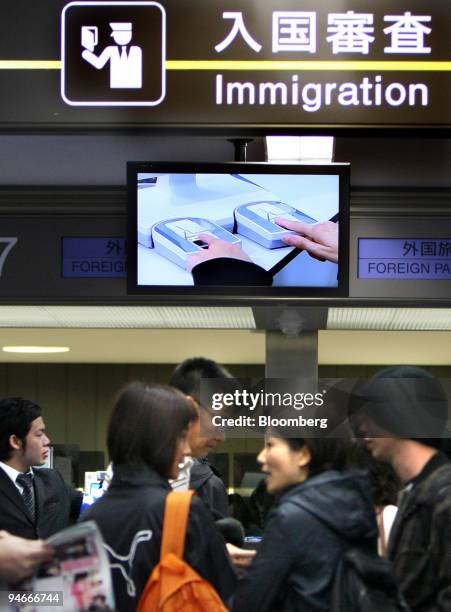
[{"xmin": 26, "ymin": 521, "xmax": 114, "ymax": 612}]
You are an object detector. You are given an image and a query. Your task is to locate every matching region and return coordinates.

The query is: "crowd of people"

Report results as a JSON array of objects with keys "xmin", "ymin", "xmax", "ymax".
[{"xmin": 0, "ymin": 359, "xmax": 450, "ymax": 611}]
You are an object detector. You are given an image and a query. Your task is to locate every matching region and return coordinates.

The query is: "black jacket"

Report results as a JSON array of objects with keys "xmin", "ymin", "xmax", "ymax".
[
  {"xmin": 232, "ymin": 470, "xmax": 377, "ymax": 612},
  {"xmin": 192, "ymin": 258, "xmax": 273, "ymax": 286},
  {"xmin": 388, "ymin": 454, "xmax": 451, "ymax": 611},
  {"xmin": 0, "ymin": 466, "xmax": 82, "ymax": 540},
  {"xmin": 82, "ymin": 465, "xmax": 236, "ymax": 612},
  {"xmin": 190, "ymin": 459, "xmax": 229, "ymax": 520}
]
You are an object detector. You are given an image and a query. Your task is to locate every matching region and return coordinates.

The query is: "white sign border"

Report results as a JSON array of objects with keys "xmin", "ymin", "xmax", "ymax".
[{"xmin": 61, "ymin": 0, "xmax": 166, "ymax": 107}]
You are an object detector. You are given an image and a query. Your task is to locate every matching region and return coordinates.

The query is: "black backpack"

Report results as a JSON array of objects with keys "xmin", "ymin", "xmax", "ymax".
[{"xmin": 330, "ymin": 548, "xmax": 410, "ymax": 612}]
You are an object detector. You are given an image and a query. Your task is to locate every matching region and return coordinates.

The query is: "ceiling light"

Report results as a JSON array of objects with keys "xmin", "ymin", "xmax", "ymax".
[
  {"xmin": 2, "ymin": 346, "xmax": 70, "ymax": 354},
  {"xmin": 265, "ymin": 135, "xmax": 335, "ymax": 163}
]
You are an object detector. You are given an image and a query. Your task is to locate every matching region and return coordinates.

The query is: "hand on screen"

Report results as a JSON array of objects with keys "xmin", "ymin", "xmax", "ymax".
[
  {"xmin": 186, "ymin": 233, "xmax": 252, "ymax": 273},
  {"xmin": 275, "ymin": 218, "xmax": 339, "ymax": 263}
]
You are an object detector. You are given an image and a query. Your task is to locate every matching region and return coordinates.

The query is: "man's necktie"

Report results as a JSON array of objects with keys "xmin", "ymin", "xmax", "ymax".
[{"xmin": 16, "ymin": 472, "xmax": 35, "ymax": 522}]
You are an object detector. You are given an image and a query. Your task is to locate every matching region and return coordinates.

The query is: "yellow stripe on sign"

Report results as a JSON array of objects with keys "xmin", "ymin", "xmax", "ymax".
[
  {"xmin": 0, "ymin": 61, "xmax": 62, "ymax": 69},
  {"xmin": 165, "ymin": 60, "xmax": 451, "ymax": 71},
  {"xmin": 0, "ymin": 59, "xmax": 450, "ymax": 72}
]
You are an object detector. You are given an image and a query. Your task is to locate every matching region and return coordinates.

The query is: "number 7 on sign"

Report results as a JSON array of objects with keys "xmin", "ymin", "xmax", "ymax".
[{"xmin": 0, "ymin": 237, "xmax": 18, "ymax": 276}]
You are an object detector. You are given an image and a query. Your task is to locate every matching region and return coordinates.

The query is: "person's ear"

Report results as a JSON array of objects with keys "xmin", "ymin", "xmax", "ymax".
[
  {"xmin": 9, "ymin": 434, "xmax": 23, "ymax": 452},
  {"xmin": 297, "ymin": 445, "xmax": 311, "ymax": 469},
  {"xmin": 186, "ymin": 395, "xmax": 201, "ymax": 418}
]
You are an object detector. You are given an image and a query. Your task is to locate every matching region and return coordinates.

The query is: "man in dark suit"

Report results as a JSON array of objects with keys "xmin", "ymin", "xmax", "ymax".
[{"xmin": 0, "ymin": 397, "xmax": 82, "ymax": 540}]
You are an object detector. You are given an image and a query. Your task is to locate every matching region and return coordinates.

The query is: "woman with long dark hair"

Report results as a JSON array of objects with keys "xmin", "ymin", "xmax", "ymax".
[{"xmin": 82, "ymin": 382, "xmax": 236, "ymax": 611}]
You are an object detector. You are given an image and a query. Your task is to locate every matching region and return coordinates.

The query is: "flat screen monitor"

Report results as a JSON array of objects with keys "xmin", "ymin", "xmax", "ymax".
[{"xmin": 127, "ymin": 162, "xmax": 349, "ymax": 301}]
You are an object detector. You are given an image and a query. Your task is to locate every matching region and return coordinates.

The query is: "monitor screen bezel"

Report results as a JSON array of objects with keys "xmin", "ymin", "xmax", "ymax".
[{"xmin": 127, "ymin": 161, "xmax": 350, "ymax": 301}]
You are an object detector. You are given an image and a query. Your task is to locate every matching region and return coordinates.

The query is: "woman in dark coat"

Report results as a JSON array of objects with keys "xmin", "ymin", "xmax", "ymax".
[
  {"xmin": 231, "ymin": 433, "xmax": 378, "ymax": 612},
  {"xmin": 82, "ymin": 382, "xmax": 236, "ymax": 611}
]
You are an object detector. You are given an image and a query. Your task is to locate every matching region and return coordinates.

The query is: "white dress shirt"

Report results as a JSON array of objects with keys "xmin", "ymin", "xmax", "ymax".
[{"xmin": 0, "ymin": 461, "xmax": 34, "ymax": 494}]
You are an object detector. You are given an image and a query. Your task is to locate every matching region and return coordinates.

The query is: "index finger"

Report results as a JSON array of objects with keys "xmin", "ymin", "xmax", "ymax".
[
  {"xmin": 274, "ymin": 217, "xmax": 314, "ymax": 236},
  {"xmin": 195, "ymin": 232, "xmax": 218, "ymax": 246},
  {"xmin": 30, "ymin": 547, "xmax": 54, "ymax": 561},
  {"xmin": 235, "ymin": 550, "xmax": 257, "ymax": 557},
  {"xmin": 26, "ymin": 541, "xmax": 54, "ymax": 558}
]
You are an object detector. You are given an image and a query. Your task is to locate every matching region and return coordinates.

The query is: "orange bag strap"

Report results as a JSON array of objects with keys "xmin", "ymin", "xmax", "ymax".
[{"xmin": 160, "ymin": 490, "xmax": 195, "ymax": 558}]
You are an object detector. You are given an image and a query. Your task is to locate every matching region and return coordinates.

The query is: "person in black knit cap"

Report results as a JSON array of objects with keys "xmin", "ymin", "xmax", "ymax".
[{"xmin": 350, "ymin": 366, "xmax": 451, "ymax": 611}]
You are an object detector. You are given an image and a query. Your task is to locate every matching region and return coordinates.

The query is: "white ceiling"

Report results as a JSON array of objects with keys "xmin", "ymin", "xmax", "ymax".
[
  {"xmin": 0, "ymin": 306, "xmax": 450, "ymax": 365},
  {"xmin": 0, "ymin": 306, "xmax": 255, "ymax": 329},
  {"xmin": 0, "ymin": 305, "xmax": 450, "ymax": 330},
  {"xmin": 328, "ymin": 307, "xmax": 451, "ymax": 330}
]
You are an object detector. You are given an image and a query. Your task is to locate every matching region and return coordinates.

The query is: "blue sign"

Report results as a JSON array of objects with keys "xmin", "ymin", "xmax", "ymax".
[
  {"xmin": 358, "ymin": 238, "xmax": 451, "ymax": 279},
  {"xmin": 62, "ymin": 237, "xmax": 127, "ymax": 278}
]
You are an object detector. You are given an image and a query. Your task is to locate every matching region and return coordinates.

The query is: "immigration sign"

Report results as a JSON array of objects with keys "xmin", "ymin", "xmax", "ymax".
[{"xmin": 0, "ymin": 0, "xmax": 449, "ymax": 131}]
